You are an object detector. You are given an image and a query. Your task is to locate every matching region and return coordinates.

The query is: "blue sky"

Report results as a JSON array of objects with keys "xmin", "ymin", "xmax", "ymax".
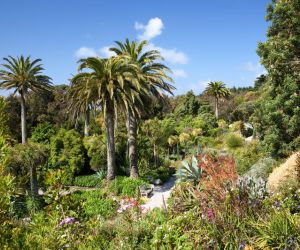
[{"xmin": 0, "ymin": 0, "xmax": 270, "ymax": 96}]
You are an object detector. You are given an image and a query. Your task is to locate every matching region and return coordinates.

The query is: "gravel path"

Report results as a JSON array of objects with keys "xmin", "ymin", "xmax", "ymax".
[{"xmin": 142, "ymin": 175, "xmax": 176, "ymax": 210}]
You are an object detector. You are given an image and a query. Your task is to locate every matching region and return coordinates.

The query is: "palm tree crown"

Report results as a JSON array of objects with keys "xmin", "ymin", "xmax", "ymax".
[{"xmin": 0, "ymin": 56, "xmax": 52, "ymax": 94}]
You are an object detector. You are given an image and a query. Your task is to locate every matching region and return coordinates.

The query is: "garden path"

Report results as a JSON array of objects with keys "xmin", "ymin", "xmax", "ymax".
[{"xmin": 142, "ymin": 175, "xmax": 176, "ymax": 211}]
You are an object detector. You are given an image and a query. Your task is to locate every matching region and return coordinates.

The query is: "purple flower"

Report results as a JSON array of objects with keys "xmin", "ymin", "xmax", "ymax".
[{"xmin": 58, "ymin": 217, "xmax": 76, "ymax": 226}]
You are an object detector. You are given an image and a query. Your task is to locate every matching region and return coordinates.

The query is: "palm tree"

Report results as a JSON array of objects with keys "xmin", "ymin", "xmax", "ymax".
[
  {"xmin": 68, "ymin": 75, "xmax": 96, "ymax": 137},
  {"xmin": 110, "ymin": 39, "xmax": 174, "ymax": 178},
  {"xmin": 0, "ymin": 56, "xmax": 52, "ymax": 143},
  {"xmin": 205, "ymin": 81, "xmax": 230, "ymax": 119},
  {"xmin": 72, "ymin": 56, "xmax": 140, "ymax": 180}
]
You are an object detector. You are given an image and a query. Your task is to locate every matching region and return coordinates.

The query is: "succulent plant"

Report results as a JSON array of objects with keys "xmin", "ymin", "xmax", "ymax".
[
  {"xmin": 176, "ymin": 156, "xmax": 202, "ymax": 184},
  {"xmin": 238, "ymin": 176, "xmax": 268, "ymax": 201}
]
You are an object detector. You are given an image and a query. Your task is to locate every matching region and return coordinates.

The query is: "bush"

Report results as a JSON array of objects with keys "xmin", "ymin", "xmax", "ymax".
[
  {"xmin": 73, "ymin": 190, "xmax": 117, "ymax": 218},
  {"xmin": 234, "ymin": 141, "xmax": 265, "ymax": 175},
  {"xmin": 72, "ymin": 174, "xmax": 102, "ymax": 187},
  {"xmin": 108, "ymin": 176, "xmax": 147, "ymax": 197},
  {"xmin": 225, "ymin": 133, "xmax": 244, "ymax": 149},
  {"xmin": 31, "ymin": 122, "xmax": 56, "ymax": 144},
  {"xmin": 49, "ymin": 128, "xmax": 85, "ymax": 176},
  {"xmin": 143, "ymin": 166, "xmax": 174, "ymax": 183},
  {"xmin": 83, "ymin": 135, "xmax": 107, "ymax": 172}
]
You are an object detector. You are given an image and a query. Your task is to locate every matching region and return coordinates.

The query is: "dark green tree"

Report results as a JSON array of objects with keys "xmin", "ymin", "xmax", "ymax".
[
  {"xmin": 252, "ymin": 0, "xmax": 300, "ymax": 157},
  {"xmin": 174, "ymin": 90, "xmax": 200, "ymax": 117}
]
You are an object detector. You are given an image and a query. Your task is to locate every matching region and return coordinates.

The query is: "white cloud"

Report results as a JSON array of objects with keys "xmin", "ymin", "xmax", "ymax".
[
  {"xmin": 243, "ymin": 62, "xmax": 266, "ymax": 76},
  {"xmin": 159, "ymin": 47, "xmax": 188, "ymax": 64},
  {"xmin": 99, "ymin": 46, "xmax": 115, "ymax": 58},
  {"xmin": 75, "ymin": 46, "xmax": 116, "ymax": 59},
  {"xmin": 174, "ymin": 79, "xmax": 211, "ymax": 95},
  {"xmin": 75, "ymin": 47, "xmax": 98, "ymax": 58},
  {"xmin": 172, "ymin": 69, "xmax": 188, "ymax": 78},
  {"xmin": 146, "ymin": 43, "xmax": 188, "ymax": 65},
  {"xmin": 135, "ymin": 17, "xmax": 164, "ymax": 40}
]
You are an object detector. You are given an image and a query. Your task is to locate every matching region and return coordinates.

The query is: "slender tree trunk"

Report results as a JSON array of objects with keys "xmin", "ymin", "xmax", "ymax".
[
  {"xmin": 84, "ymin": 108, "xmax": 90, "ymax": 137},
  {"xmin": 215, "ymin": 97, "xmax": 219, "ymax": 120},
  {"xmin": 153, "ymin": 143, "xmax": 157, "ymax": 167},
  {"xmin": 30, "ymin": 165, "xmax": 38, "ymax": 200},
  {"xmin": 20, "ymin": 92, "xmax": 27, "ymax": 144},
  {"xmin": 106, "ymin": 101, "xmax": 116, "ymax": 181},
  {"xmin": 126, "ymin": 110, "xmax": 138, "ymax": 178}
]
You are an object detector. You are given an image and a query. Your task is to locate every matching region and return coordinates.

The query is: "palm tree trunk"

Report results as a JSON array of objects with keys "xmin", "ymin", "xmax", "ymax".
[
  {"xmin": 30, "ymin": 165, "xmax": 38, "ymax": 200},
  {"xmin": 20, "ymin": 92, "xmax": 27, "ymax": 144},
  {"xmin": 126, "ymin": 110, "xmax": 138, "ymax": 178},
  {"xmin": 84, "ymin": 108, "xmax": 90, "ymax": 137},
  {"xmin": 215, "ymin": 97, "xmax": 219, "ymax": 119},
  {"xmin": 106, "ymin": 101, "xmax": 116, "ymax": 181}
]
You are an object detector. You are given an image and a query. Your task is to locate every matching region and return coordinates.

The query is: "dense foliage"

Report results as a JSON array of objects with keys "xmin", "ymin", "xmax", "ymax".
[
  {"xmin": 0, "ymin": 1, "xmax": 299, "ymax": 248},
  {"xmin": 252, "ymin": 0, "xmax": 300, "ymax": 157}
]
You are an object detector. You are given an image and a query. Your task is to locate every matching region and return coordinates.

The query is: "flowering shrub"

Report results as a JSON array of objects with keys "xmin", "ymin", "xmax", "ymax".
[
  {"xmin": 117, "ymin": 198, "xmax": 146, "ymax": 215},
  {"xmin": 198, "ymin": 154, "xmax": 237, "ymax": 205}
]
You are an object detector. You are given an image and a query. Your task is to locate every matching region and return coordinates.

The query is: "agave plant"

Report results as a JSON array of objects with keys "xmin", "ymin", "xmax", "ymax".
[{"xmin": 176, "ymin": 156, "xmax": 202, "ymax": 184}]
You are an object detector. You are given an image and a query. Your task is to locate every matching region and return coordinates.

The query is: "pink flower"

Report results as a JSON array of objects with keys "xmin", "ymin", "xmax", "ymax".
[{"xmin": 207, "ymin": 208, "xmax": 214, "ymax": 221}]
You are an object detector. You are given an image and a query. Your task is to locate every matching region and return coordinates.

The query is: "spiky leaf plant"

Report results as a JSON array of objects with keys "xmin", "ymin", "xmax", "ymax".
[{"xmin": 176, "ymin": 156, "xmax": 202, "ymax": 184}]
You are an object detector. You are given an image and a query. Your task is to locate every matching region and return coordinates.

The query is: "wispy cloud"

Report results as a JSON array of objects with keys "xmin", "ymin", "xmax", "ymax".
[
  {"xmin": 75, "ymin": 46, "xmax": 115, "ymax": 59},
  {"xmin": 147, "ymin": 43, "xmax": 188, "ymax": 65},
  {"xmin": 174, "ymin": 79, "xmax": 211, "ymax": 95},
  {"xmin": 243, "ymin": 62, "xmax": 266, "ymax": 76},
  {"xmin": 99, "ymin": 46, "xmax": 115, "ymax": 58},
  {"xmin": 172, "ymin": 69, "xmax": 188, "ymax": 78},
  {"xmin": 75, "ymin": 47, "xmax": 98, "ymax": 58},
  {"xmin": 135, "ymin": 17, "xmax": 164, "ymax": 40}
]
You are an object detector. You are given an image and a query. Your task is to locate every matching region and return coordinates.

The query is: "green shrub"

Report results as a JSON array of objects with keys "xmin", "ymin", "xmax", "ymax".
[
  {"xmin": 72, "ymin": 174, "xmax": 101, "ymax": 187},
  {"xmin": 143, "ymin": 166, "xmax": 175, "ymax": 183},
  {"xmin": 0, "ymin": 97, "xmax": 10, "ymax": 137},
  {"xmin": 83, "ymin": 135, "xmax": 107, "ymax": 172},
  {"xmin": 70, "ymin": 190, "xmax": 117, "ymax": 218},
  {"xmin": 49, "ymin": 128, "xmax": 85, "ymax": 175},
  {"xmin": 0, "ymin": 136, "xmax": 8, "ymax": 164},
  {"xmin": 234, "ymin": 141, "xmax": 265, "ymax": 175},
  {"xmin": 31, "ymin": 122, "xmax": 56, "ymax": 144},
  {"xmin": 108, "ymin": 176, "xmax": 147, "ymax": 197},
  {"xmin": 225, "ymin": 133, "xmax": 244, "ymax": 149}
]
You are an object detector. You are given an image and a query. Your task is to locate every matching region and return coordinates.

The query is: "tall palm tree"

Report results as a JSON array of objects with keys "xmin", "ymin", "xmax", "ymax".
[
  {"xmin": 72, "ymin": 56, "xmax": 140, "ymax": 180},
  {"xmin": 205, "ymin": 81, "xmax": 230, "ymax": 119},
  {"xmin": 0, "ymin": 56, "xmax": 52, "ymax": 143},
  {"xmin": 110, "ymin": 39, "xmax": 174, "ymax": 178}
]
